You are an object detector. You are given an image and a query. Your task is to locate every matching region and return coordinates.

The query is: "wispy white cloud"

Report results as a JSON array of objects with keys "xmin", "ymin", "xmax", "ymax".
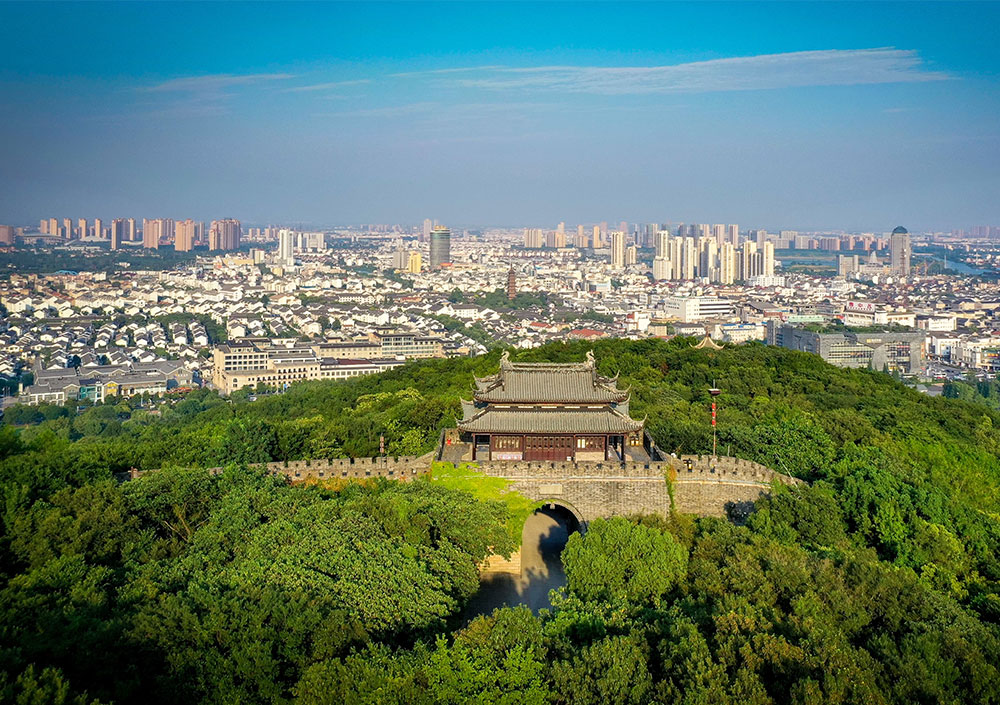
[
  {"xmin": 136, "ymin": 72, "xmax": 295, "ymax": 118},
  {"xmin": 143, "ymin": 73, "xmax": 295, "ymax": 93},
  {"xmin": 389, "ymin": 65, "xmax": 506, "ymax": 78},
  {"xmin": 417, "ymin": 49, "xmax": 949, "ymax": 95},
  {"xmin": 285, "ymin": 79, "xmax": 371, "ymax": 93}
]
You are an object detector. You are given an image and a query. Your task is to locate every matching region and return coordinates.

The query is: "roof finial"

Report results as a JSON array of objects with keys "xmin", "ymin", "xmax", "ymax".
[
  {"xmin": 692, "ymin": 334, "xmax": 723, "ymax": 350},
  {"xmin": 585, "ymin": 349, "xmax": 595, "ymax": 367},
  {"xmin": 499, "ymin": 350, "xmax": 511, "ymax": 369}
]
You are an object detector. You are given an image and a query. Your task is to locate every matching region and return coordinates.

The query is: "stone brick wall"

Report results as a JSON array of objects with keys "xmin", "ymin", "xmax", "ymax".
[
  {"xmin": 472, "ymin": 455, "xmax": 801, "ymax": 521},
  {"xmin": 263, "ymin": 456, "xmax": 430, "ymax": 482},
  {"xmin": 129, "ymin": 454, "xmax": 432, "ymax": 482},
  {"xmin": 131, "ymin": 449, "xmax": 801, "ymax": 522}
]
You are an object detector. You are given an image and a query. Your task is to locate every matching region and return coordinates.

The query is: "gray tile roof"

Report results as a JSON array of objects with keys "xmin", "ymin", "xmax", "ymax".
[
  {"xmin": 472, "ymin": 352, "xmax": 628, "ymax": 403},
  {"xmin": 458, "ymin": 408, "xmax": 641, "ymax": 434}
]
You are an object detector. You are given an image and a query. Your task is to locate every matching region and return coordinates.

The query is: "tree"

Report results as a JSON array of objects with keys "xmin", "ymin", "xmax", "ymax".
[
  {"xmin": 426, "ymin": 607, "xmax": 551, "ymax": 704},
  {"xmin": 562, "ymin": 517, "xmax": 687, "ymax": 606},
  {"xmin": 217, "ymin": 417, "xmax": 278, "ymax": 465},
  {"xmin": 551, "ymin": 635, "xmax": 653, "ymax": 705},
  {"xmin": 0, "ymin": 665, "xmax": 107, "ymax": 705}
]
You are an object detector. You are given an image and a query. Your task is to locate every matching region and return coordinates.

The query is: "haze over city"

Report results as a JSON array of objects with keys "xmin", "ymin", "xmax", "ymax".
[{"xmin": 2, "ymin": 1, "xmax": 999, "ymax": 230}]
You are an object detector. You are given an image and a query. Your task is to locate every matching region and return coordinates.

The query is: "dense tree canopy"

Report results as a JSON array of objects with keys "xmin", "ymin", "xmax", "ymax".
[{"xmin": 2, "ymin": 337, "xmax": 1000, "ymax": 702}]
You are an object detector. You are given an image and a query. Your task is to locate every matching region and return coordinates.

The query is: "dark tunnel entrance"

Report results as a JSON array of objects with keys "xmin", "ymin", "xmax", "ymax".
[{"xmin": 532, "ymin": 503, "xmax": 582, "ymax": 558}]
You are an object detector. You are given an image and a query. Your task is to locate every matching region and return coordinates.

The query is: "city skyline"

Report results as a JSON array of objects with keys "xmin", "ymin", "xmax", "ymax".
[{"xmin": 1, "ymin": 2, "xmax": 998, "ymax": 230}]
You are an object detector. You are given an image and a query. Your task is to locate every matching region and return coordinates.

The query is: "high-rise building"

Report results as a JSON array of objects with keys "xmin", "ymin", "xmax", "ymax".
[
  {"xmin": 838, "ymin": 254, "xmax": 860, "ymax": 277},
  {"xmin": 592, "ymin": 225, "xmax": 603, "ymax": 249},
  {"xmin": 421, "ymin": 219, "xmax": 433, "ymax": 243},
  {"xmin": 127, "ymin": 218, "xmax": 137, "ymax": 242},
  {"xmin": 524, "ymin": 228, "xmax": 543, "ymax": 249},
  {"xmin": 142, "ymin": 218, "xmax": 173, "ymax": 249},
  {"xmin": 680, "ymin": 237, "xmax": 696, "ymax": 279},
  {"xmin": 739, "ymin": 241, "xmax": 759, "ymax": 281},
  {"xmin": 62, "ymin": 218, "xmax": 72, "ymax": 239},
  {"xmin": 652, "ymin": 257, "xmax": 671, "ymax": 281},
  {"xmin": 762, "ymin": 241, "xmax": 775, "ymax": 277},
  {"xmin": 712, "ymin": 224, "xmax": 726, "ymax": 245},
  {"xmin": 175, "ymin": 220, "xmax": 196, "ymax": 252},
  {"xmin": 406, "ymin": 251, "xmax": 422, "ymax": 273},
  {"xmin": 625, "ymin": 244, "xmax": 637, "ymax": 266},
  {"xmin": 576, "ymin": 224, "xmax": 585, "ymax": 247},
  {"xmin": 699, "ymin": 237, "xmax": 718, "ymax": 280},
  {"xmin": 142, "ymin": 219, "xmax": 156, "ymax": 248},
  {"xmin": 610, "ymin": 231, "xmax": 626, "ymax": 269},
  {"xmin": 93, "ymin": 218, "xmax": 103, "ymax": 240},
  {"xmin": 718, "ymin": 243, "xmax": 736, "ymax": 285},
  {"xmin": 429, "ymin": 225, "xmax": 451, "ymax": 268},
  {"xmin": 110, "ymin": 219, "xmax": 126, "ymax": 250},
  {"xmin": 392, "ymin": 240, "xmax": 409, "ymax": 270},
  {"xmin": 0, "ymin": 225, "xmax": 15, "ymax": 245},
  {"xmin": 278, "ymin": 229, "xmax": 295, "ymax": 265},
  {"xmin": 643, "ymin": 223, "xmax": 658, "ymax": 248},
  {"xmin": 890, "ymin": 226, "xmax": 911, "ymax": 276},
  {"xmin": 77, "ymin": 218, "xmax": 88, "ymax": 239},
  {"xmin": 727, "ymin": 224, "xmax": 739, "ymax": 245},
  {"xmin": 209, "ymin": 219, "xmax": 241, "ymax": 251},
  {"xmin": 655, "ymin": 230, "xmax": 671, "ymax": 259}
]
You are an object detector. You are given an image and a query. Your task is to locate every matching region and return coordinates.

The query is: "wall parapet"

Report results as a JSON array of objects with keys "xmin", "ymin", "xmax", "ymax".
[
  {"xmin": 128, "ymin": 454, "xmax": 433, "ymax": 482},
  {"xmin": 130, "ymin": 452, "xmax": 801, "ymax": 489},
  {"xmin": 127, "ymin": 443, "xmax": 802, "ymax": 523},
  {"xmin": 471, "ymin": 456, "xmax": 802, "ymax": 487}
]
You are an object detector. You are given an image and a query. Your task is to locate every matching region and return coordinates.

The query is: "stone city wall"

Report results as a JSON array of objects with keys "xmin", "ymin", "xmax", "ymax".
[
  {"xmin": 472, "ymin": 454, "xmax": 801, "ymax": 521},
  {"xmin": 128, "ymin": 455, "xmax": 431, "ymax": 482},
  {"xmin": 131, "ymin": 450, "xmax": 800, "ymax": 521}
]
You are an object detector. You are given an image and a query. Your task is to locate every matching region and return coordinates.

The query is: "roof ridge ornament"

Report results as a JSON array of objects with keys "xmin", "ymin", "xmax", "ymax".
[
  {"xmin": 500, "ymin": 350, "xmax": 512, "ymax": 369},
  {"xmin": 585, "ymin": 349, "xmax": 595, "ymax": 367},
  {"xmin": 692, "ymin": 334, "xmax": 723, "ymax": 350}
]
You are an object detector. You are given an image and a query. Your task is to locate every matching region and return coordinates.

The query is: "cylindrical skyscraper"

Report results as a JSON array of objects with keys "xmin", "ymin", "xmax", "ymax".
[
  {"xmin": 890, "ymin": 226, "xmax": 910, "ymax": 276},
  {"xmin": 429, "ymin": 225, "xmax": 451, "ymax": 268}
]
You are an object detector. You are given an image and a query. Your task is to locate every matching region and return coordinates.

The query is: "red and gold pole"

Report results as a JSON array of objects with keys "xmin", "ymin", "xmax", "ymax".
[{"xmin": 709, "ymin": 387, "xmax": 721, "ymax": 457}]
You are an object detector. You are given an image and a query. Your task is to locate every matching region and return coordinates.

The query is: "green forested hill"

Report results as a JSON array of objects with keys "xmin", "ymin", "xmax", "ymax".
[{"xmin": 1, "ymin": 338, "xmax": 999, "ymax": 704}]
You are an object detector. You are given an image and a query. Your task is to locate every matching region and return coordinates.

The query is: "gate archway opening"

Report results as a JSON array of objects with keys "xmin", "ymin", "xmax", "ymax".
[
  {"xmin": 522, "ymin": 501, "xmax": 582, "ymax": 578},
  {"xmin": 533, "ymin": 501, "xmax": 583, "ymax": 536}
]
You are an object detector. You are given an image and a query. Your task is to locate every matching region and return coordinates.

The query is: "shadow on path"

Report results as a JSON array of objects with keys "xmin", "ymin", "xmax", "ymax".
[{"xmin": 463, "ymin": 505, "xmax": 580, "ymax": 621}]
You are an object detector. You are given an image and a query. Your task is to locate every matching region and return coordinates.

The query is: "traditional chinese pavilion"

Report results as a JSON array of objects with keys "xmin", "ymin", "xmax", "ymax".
[{"xmin": 457, "ymin": 351, "xmax": 644, "ymax": 461}]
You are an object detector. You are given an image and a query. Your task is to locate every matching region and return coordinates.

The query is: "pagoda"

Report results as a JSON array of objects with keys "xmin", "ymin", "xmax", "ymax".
[{"xmin": 458, "ymin": 351, "xmax": 644, "ymax": 462}]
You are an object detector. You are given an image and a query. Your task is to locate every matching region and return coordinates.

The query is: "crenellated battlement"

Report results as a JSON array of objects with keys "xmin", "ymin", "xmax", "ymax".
[
  {"xmin": 266, "ymin": 455, "xmax": 430, "ymax": 481},
  {"xmin": 471, "ymin": 455, "xmax": 797, "ymax": 486},
  {"xmin": 130, "ymin": 454, "xmax": 432, "ymax": 482},
  {"xmin": 128, "ymin": 441, "xmax": 802, "ymax": 521}
]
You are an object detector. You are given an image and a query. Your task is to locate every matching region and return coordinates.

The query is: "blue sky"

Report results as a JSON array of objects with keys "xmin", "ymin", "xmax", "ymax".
[{"xmin": 1, "ymin": 2, "xmax": 998, "ymax": 231}]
